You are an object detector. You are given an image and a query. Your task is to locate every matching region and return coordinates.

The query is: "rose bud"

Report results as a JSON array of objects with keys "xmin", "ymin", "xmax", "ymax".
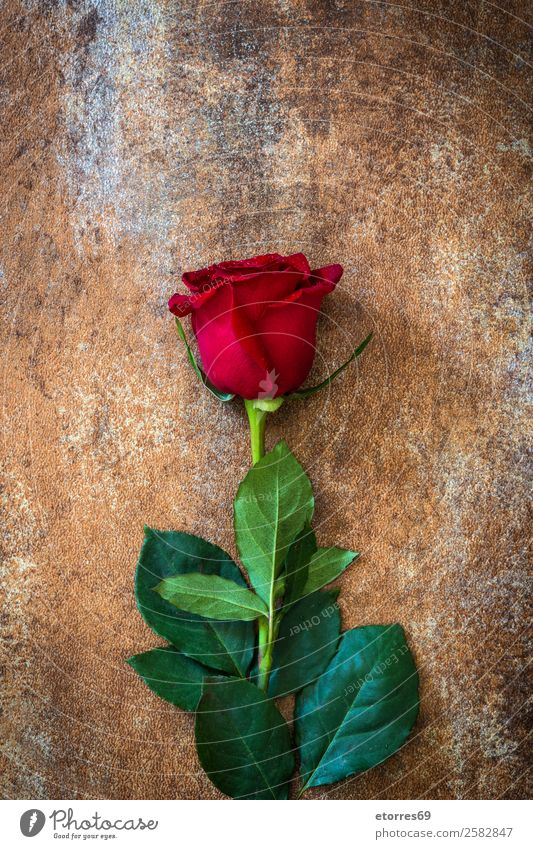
[{"xmin": 168, "ymin": 253, "xmax": 343, "ymax": 400}]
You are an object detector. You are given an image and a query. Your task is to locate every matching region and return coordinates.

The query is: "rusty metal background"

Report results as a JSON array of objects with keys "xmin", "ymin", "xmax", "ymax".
[{"xmin": 1, "ymin": 0, "xmax": 531, "ymax": 799}]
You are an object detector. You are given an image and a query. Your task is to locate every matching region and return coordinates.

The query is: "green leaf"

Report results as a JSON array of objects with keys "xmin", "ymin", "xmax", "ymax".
[
  {"xmin": 303, "ymin": 547, "xmax": 359, "ymax": 595},
  {"xmin": 155, "ymin": 572, "xmax": 268, "ymax": 621},
  {"xmin": 268, "ymin": 590, "xmax": 341, "ymax": 698},
  {"xmin": 296, "ymin": 624, "xmax": 419, "ymax": 790},
  {"xmin": 127, "ymin": 647, "xmax": 214, "ymax": 711},
  {"xmin": 283, "ymin": 524, "xmax": 317, "ymax": 607},
  {"xmin": 288, "ymin": 332, "xmax": 373, "ymax": 399},
  {"xmin": 234, "ymin": 440, "xmax": 314, "ymax": 605},
  {"xmin": 135, "ymin": 528, "xmax": 254, "ymax": 676},
  {"xmin": 196, "ymin": 677, "xmax": 295, "ymax": 799},
  {"xmin": 175, "ymin": 318, "xmax": 234, "ymax": 402}
]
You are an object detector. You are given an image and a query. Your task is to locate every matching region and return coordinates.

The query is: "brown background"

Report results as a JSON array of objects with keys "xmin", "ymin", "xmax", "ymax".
[{"xmin": 1, "ymin": 0, "xmax": 531, "ymax": 800}]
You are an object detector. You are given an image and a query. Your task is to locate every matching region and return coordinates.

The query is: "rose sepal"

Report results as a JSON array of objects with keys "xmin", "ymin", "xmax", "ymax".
[{"xmin": 287, "ymin": 331, "xmax": 373, "ymax": 400}]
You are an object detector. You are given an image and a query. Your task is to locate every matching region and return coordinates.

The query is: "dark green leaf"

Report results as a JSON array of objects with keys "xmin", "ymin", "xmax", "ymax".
[
  {"xmin": 234, "ymin": 440, "xmax": 314, "ymax": 605},
  {"xmin": 296, "ymin": 624, "xmax": 419, "ymax": 790},
  {"xmin": 268, "ymin": 590, "xmax": 341, "ymax": 698},
  {"xmin": 175, "ymin": 318, "xmax": 234, "ymax": 402},
  {"xmin": 127, "ymin": 647, "xmax": 214, "ymax": 711},
  {"xmin": 196, "ymin": 677, "xmax": 295, "ymax": 799},
  {"xmin": 155, "ymin": 572, "xmax": 268, "ymax": 621},
  {"xmin": 288, "ymin": 332, "xmax": 373, "ymax": 399},
  {"xmin": 135, "ymin": 528, "xmax": 254, "ymax": 676},
  {"xmin": 283, "ymin": 524, "xmax": 317, "ymax": 607},
  {"xmin": 303, "ymin": 547, "xmax": 359, "ymax": 595}
]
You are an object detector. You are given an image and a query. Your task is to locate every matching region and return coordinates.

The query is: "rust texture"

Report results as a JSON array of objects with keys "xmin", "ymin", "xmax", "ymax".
[{"xmin": 0, "ymin": 0, "xmax": 531, "ymax": 799}]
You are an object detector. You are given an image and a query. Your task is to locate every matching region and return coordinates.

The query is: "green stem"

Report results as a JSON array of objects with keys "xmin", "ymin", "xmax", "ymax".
[
  {"xmin": 244, "ymin": 399, "xmax": 267, "ymax": 466},
  {"xmin": 244, "ymin": 396, "xmax": 285, "ymax": 690},
  {"xmin": 257, "ymin": 618, "xmax": 272, "ymax": 692}
]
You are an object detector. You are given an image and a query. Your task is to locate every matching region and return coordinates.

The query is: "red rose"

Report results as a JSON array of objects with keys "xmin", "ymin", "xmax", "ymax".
[{"xmin": 168, "ymin": 253, "xmax": 342, "ymax": 399}]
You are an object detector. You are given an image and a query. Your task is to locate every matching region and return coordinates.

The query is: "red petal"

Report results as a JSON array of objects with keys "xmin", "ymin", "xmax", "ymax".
[
  {"xmin": 256, "ymin": 276, "xmax": 337, "ymax": 395},
  {"xmin": 190, "ymin": 283, "xmax": 271, "ymax": 398},
  {"xmin": 310, "ymin": 263, "xmax": 344, "ymax": 287},
  {"xmin": 168, "ymin": 293, "xmax": 194, "ymax": 317}
]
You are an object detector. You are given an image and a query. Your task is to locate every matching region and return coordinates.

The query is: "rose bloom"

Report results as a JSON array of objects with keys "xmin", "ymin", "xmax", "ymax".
[{"xmin": 168, "ymin": 253, "xmax": 343, "ymax": 399}]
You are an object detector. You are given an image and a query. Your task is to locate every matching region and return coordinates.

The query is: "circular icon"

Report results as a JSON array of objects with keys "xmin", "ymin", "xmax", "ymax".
[{"xmin": 20, "ymin": 810, "xmax": 46, "ymax": 837}]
